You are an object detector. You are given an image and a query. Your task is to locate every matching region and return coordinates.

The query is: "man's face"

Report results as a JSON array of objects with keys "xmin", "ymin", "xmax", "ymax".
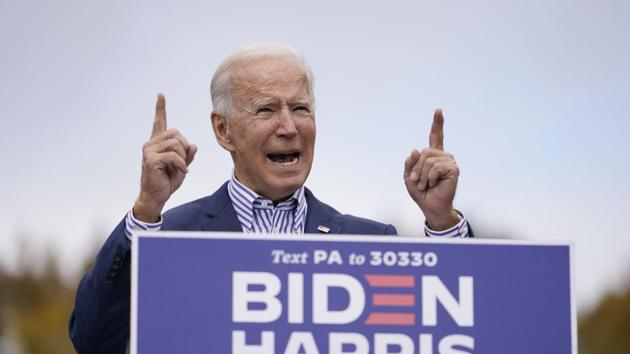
[{"xmin": 223, "ymin": 57, "xmax": 316, "ymax": 202}]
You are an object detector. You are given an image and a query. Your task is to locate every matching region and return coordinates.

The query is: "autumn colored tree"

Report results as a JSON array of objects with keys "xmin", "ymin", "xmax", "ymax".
[
  {"xmin": 0, "ymin": 251, "xmax": 77, "ymax": 354},
  {"xmin": 579, "ymin": 282, "xmax": 630, "ymax": 354}
]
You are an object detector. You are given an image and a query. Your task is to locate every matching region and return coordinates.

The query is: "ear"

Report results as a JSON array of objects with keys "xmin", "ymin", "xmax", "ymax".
[{"xmin": 211, "ymin": 112, "xmax": 235, "ymax": 152}]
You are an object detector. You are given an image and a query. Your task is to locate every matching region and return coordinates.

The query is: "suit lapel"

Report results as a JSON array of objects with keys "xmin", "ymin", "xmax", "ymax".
[
  {"xmin": 197, "ymin": 183, "xmax": 341, "ymax": 234},
  {"xmin": 199, "ymin": 182, "xmax": 242, "ymax": 232},
  {"xmin": 304, "ymin": 188, "xmax": 343, "ymax": 234}
]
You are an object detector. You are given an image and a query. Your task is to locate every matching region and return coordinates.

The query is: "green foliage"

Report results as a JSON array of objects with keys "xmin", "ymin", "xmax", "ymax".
[
  {"xmin": 0, "ymin": 254, "xmax": 77, "ymax": 354},
  {"xmin": 579, "ymin": 285, "xmax": 630, "ymax": 354}
]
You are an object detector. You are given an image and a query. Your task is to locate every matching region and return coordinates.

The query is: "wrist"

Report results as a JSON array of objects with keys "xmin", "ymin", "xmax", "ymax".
[
  {"xmin": 133, "ymin": 197, "xmax": 164, "ymax": 223},
  {"xmin": 424, "ymin": 208, "xmax": 460, "ymax": 231}
]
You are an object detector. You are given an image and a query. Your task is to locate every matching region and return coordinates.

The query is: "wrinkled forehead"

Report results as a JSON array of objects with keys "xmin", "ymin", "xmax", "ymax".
[{"xmin": 231, "ymin": 57, "xmax": 312, "ymax": 103}]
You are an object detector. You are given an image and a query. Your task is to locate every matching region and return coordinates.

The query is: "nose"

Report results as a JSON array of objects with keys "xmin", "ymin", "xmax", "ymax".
[{"xmin": 275, "ymin": 108, "xmax": 298, "ymax": 138}]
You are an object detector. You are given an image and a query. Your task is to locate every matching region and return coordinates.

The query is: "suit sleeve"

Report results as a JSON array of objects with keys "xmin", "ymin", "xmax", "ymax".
[{"xmin": 69, "ymin": 217, "xmax": 131, "ymax": 354}]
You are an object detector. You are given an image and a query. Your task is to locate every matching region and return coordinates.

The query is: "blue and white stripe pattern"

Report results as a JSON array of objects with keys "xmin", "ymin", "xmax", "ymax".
[
  {"xmin": 124, "ymin": 210, "xmax": 162, "ymax": 240},
  {"xmin": 423, "ymin": 211, "xmax": 469, "ymax": 238},
  {"xmin": 227, "ymin": 174, "xmax": 307, "ymax": 234}
]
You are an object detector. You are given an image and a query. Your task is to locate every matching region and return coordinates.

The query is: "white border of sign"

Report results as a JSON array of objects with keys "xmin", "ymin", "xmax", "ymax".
[{"xmin": 130, "ymin": 232, "xmax": 576, "ymax": 354}]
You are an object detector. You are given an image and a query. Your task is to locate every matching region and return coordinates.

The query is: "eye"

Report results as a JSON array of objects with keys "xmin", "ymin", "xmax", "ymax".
[
  {"xmin": 293, "ymin": 105, "xmax": 310, "ymax": 113},
  {"xmin": 256, "ymin": 107, "xmax": 273, "ymax": 114}
]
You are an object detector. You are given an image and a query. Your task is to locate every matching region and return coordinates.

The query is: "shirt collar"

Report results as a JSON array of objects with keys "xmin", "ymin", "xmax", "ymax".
[{"xmin": 227, "ymin": 172, "xmax": 307, "ymax": 231}]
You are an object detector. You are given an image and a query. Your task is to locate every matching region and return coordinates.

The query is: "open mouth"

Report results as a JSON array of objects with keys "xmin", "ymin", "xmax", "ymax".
[{"xmin": 267, "ymin": 151, "xmax": 300, "ymax": 166}]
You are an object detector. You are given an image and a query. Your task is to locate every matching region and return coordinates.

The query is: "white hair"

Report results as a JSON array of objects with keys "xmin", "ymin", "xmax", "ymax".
[{"xmin": 210, "ymin": 42, "xmax": 315, "ymax": 117}]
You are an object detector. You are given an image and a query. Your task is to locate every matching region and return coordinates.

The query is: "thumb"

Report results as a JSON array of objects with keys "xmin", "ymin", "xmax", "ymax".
[{"xmin": 186, "ymin": 144, "xmax": 198, "ymax": 165}]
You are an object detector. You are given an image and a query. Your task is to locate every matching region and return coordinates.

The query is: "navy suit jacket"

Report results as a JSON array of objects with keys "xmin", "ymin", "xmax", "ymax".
[{"xmin": 69, "ymin": 182, "xmax": 398, "ymax": 354}]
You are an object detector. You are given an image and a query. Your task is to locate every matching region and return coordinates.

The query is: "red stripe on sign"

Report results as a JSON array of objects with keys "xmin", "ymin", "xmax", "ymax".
[
  {"xmin": 372, "ymin": 294, "xmax": 415, "ymax": 306},
  {"xmin": 365, "ymin": 313, "xmax": 415, "ymax": 325},
  {"xmin": 365, "ymin": 274, "xmax": 415, "ymax": 287}
]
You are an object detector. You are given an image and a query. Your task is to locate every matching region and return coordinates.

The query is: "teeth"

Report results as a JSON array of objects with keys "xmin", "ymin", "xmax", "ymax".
[
  {"xmin": 279, "ymin": 156, "xmax": 298, "ymax": 166},
  {"xmin": 269, "ymin": 155, "xmax": 299, "ymax": 166}
]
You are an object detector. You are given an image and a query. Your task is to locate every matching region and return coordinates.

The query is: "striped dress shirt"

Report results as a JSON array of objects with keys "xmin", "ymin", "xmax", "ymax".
[
  {"xmin": 227, "ymin": 174, "xmax": 307, "ymax": 234},
  {"xmin": 424, "ymin": 211, "xmax": 469, "ymax": 238}
]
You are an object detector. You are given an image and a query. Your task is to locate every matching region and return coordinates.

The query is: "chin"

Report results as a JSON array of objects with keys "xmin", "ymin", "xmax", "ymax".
[
  {"xmin": 268, "ymin": 173, "xmax": 308, "ymax": 198},
  {"xmin": 277, "ymin": 175, "xmax": 307, "ymax": 191}
]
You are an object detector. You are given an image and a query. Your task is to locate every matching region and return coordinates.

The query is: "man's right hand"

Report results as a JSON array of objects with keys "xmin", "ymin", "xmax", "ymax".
[{"xmin": 132, "ymin": 93, "xmax": 197, "ymax": 223}]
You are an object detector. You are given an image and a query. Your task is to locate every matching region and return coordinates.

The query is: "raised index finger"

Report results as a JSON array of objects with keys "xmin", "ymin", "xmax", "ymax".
[
  {"xmin": 151, "ymin": 93, "xmax": 167, "ymax": 138},
  {"xmin": 429, "ymin": 108, "xmax": 444, "ymax": 151}
]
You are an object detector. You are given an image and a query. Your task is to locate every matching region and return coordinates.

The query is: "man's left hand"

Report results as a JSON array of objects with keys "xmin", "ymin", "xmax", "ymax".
[{"xmin": 404, "ymin": 109, "xmax": 460, "ymax": 230}]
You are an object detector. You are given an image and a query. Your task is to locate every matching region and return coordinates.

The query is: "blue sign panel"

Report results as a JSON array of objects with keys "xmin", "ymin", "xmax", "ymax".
[{"xmin": 131, "ymin": 233, "xmax": 575, "ymax": 354}]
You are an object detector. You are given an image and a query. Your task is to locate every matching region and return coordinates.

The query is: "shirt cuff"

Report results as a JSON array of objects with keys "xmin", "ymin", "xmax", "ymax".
[
  {"xmin": 124, "ymin": 209, "xmax": 163, "ymax": 241},
  {"xmin": 424, "ymin": 210, "xmax": 470, "ymax": 238}
]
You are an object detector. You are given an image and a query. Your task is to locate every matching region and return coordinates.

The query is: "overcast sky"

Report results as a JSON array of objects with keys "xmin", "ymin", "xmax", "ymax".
[{"xmin": 1, "ymin": 0, "xmax": 629, "ymax": 311}]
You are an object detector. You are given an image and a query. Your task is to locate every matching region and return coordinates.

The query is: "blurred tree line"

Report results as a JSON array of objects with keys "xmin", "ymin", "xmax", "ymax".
[
  {"xmin": 0, "ymin": 244, "xmax": 629, "ymax": 353},
  {"xmin": 0, "ymin": 248, "xmax": 92, "ymax": 354},
  {"xmin": 579, "ymin": 282, "xmax": 630, "ymax": 354}
]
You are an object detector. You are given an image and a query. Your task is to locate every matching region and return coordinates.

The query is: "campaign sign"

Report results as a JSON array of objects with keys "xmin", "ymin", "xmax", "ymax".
[{"xmin": 130, "ymin": 233, "xmax": 575, "ymax": 354}]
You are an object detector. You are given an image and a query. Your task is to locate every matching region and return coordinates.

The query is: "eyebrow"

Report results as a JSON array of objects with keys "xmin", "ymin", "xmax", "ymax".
[
  {"xmin": 249, "ymin": 97, "xmax": 312, "ymax": 107},
  {"xmin": 250, "ymin": 97, "xmax": 276, "ymax": 107},
  {"xmin": 291, "ymin": 100, "xmax": 312, "ymax": 106}
]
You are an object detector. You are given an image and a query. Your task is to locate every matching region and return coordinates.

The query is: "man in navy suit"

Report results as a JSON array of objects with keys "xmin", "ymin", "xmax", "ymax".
[{"xmin": 69, "ymin": 43, "xmax": 472, "ymax": 354}]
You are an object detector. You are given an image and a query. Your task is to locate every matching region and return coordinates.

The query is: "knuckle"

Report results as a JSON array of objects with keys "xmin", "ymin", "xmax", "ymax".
[
  {"xmin": 165, "ymin": 138, "xmax": 177, "ymax": 148},
  {"xmin": 172, "ymin": 137, "xmax": 186, "ymax": 147},
  {"xmin": 143, "ymin": 150, "xmax": 155, "ymax": 161},
  {"xmin": 142, "ymin": 155, "xmax": 156, "ymax": 167},
  {"xmin": 166, "ymin": 140, "xmax": 183, "ymax": 153}
]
